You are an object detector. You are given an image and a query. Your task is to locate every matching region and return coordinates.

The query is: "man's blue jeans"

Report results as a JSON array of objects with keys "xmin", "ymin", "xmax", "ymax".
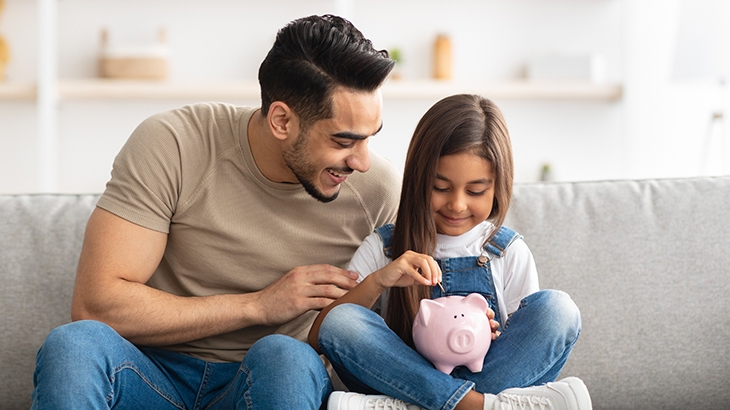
[
  {"xmin": 318, "ymin": 289, "xmax": 581, "ymax": 410},
  {"xmin": 31, "ymin": 320, "xmax": 332, "ymax": 409}
]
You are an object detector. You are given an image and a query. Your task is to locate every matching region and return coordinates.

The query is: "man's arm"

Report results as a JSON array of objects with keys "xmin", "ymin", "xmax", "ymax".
[{"xmin": 72, "ymin": 207, "xmax": 358, "ymax": 346}]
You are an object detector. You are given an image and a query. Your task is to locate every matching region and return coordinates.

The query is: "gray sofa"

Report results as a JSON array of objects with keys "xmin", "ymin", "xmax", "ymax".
[{"xmin": 2, "ymin": 176, "xmax": 729, "ymax": 409}]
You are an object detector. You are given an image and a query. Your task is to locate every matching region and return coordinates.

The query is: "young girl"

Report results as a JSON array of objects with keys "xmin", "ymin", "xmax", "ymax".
[{"xmin": 309, "ymin": 94, "xmax": 591, "ymax": 410}]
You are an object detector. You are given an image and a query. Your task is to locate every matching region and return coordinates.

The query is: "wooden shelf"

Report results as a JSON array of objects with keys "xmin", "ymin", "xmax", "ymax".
[
  {"xmin": 58, "ymin": 79, "xmax": 261, "ymax": 100},
  {"xmin": 0, "ymin": 83, "xmax": 37, "ymax": 100},
  {"xmin": 0, "ymin": 79, "xmax": 623, "ymax": 102},
  {"xmin": 382, "ymin": 79, "xmax": 623, "ymax": 101}
]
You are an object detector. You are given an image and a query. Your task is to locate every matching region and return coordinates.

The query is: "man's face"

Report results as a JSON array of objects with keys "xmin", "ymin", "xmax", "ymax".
[{"xmin": 282, "ymin": 88, "xmax": 383, "ymax": 202}]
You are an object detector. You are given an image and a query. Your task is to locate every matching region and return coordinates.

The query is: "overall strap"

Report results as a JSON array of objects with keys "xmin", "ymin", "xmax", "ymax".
[
  {"xmin": 483, "ymin": 226, "xmax": 522, "ymax": 258},
  {"xmin": 375, "ymin": 223, "xmax": 395, "ymax": 258}
]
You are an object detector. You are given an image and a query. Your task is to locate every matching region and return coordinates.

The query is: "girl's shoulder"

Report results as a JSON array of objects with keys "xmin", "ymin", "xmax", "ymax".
[
  {"xmin": 483, "ymin": 225, "xmax": 523, "ymax": 258},
  {"xmin": 374, "ymin": 223, "xmax": 395, "ymax": 257}
]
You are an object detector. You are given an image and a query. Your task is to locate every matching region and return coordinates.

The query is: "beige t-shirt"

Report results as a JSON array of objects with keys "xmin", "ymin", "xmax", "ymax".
[{"xmin": 97, "ymin": 102, "xmax": 401, "ymax": 362}]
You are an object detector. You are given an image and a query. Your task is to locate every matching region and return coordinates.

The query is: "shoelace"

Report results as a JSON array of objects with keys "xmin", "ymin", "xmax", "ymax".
[
  {"xmin": 497, "ymin": 393, "xmax": 553, "ymax": 410},
  {"xmin": 365, "ymin": 397, "xmax": 414, "ymax": 410}
]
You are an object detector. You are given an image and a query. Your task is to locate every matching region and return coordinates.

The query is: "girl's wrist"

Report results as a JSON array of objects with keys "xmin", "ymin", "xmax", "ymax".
[{"xmin": 367, "ymin": 272, "xmax": 390, "ymax": 294}]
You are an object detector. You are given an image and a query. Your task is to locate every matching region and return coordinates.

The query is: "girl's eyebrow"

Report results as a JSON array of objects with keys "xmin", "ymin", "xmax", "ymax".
[{"xmin": 435, "ymin": 173, "xmax": 493, "ymax": 185}]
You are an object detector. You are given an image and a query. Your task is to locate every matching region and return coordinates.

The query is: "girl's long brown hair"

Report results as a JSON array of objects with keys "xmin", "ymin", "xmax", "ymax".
[{"xmin": 384, "ymin": 94, "xmax": 514, "ymax": 347}]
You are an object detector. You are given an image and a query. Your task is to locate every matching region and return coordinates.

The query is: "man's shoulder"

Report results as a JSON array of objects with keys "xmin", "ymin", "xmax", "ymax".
[
  {"xmin": 344, "ymin": 151, "xmax": 401, "ymax": 221},
  {"xmin": 349, "ymin": 150, "xmax": 401, "ymax": 189},
  {"xmin": 144, "ymin": 102, "xmax": 252, "ymax": 125}
]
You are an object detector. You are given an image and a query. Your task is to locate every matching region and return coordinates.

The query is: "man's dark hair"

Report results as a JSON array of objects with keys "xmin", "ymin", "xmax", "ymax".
[{"xmin": 258, "ymin": 14, "xmax": 395, "ymax": 131}]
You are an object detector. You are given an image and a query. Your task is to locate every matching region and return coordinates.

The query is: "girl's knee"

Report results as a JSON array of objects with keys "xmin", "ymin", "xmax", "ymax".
[{"xmin": 524, "ymin": 290, "xmax": 582, "ymax": 338}]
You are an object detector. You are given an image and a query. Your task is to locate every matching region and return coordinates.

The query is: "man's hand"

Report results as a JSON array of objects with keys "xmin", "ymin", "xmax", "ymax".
[{"xmin": 254, "ymin": 264, "xmax": 359, "ymax": 326}]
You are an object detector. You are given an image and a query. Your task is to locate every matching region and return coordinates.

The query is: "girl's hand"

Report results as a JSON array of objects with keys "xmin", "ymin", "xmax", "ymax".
[
  {"xmin": 486, "ymin": 307, "xmax": 501, "ymax": 340},
  {"xmin": 373, "ymin": 250, "xmax": 442, "ymax": 290}
]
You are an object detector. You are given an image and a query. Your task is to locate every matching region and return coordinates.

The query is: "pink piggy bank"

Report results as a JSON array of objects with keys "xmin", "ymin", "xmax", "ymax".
[{"xmin": 412, "ymin": 293, "xmax": 491, "ymax": 374}]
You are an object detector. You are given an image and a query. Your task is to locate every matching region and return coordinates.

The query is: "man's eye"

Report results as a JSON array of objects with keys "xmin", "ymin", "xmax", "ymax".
[{"xmin": 336, "ymin": 141, "xmax": 355, "ymax": 148}]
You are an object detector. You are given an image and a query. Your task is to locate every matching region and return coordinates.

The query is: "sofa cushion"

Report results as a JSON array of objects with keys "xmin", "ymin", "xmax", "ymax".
[
  {"xmin": 504, "ymin": 176, "xmax": 730, "ymax": 409},
  {"xmin": 0, "ymin": 194, "xmax": 98, "ymax": 408}
]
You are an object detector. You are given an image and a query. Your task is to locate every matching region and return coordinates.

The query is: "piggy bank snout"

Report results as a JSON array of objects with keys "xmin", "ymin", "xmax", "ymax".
[{"xmin": 447, "ymin": 327, "xmax": 477, "ymax": 354}]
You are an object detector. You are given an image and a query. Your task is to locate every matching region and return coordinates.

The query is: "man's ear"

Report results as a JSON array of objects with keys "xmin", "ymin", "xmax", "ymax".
[{"xmin": 267, "ymin": 102, "xmax": 298, "ymax": 142}]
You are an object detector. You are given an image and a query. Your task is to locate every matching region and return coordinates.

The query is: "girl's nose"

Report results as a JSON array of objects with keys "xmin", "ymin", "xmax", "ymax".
[{"xmin": 447, "ymin": 192, "xmax": 467, "ymax": 212}]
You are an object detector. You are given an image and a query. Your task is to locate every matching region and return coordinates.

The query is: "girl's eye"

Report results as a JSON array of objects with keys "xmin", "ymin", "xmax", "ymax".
[
  {"xmin": 433, "ymin": 186, "xmax": 449, "ymax": 192},
  {"xmin": 468, "ymin": 190, "xmax": 486, "ymax": 196}
]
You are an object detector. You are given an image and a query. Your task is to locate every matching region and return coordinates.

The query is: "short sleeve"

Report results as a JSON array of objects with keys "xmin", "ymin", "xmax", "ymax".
[
  {"xmin": 96, "ymin": 111, "xmax": 183, "ymax": 233},
  {"xmin": 347, "ymin": 230, "xmax": 391, "ymax": 283}
]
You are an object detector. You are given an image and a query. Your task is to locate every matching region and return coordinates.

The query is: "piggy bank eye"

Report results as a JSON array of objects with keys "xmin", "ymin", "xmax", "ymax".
[{"xmin": 453, "ymin": 315, "xmax": 457, "ymax": 319}]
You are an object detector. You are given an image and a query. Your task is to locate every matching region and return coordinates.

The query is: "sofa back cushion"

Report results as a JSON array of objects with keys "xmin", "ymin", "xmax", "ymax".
[
  {"xmin": 504, "ymin": 176, "xmax": 730, "ymax": 409},
  {"xmin": 0, "ymin": 194, "xmax": 98, "ymax": 408}
]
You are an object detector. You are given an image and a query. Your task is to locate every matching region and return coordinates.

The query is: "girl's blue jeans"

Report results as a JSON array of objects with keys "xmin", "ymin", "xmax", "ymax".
[
  {"xmin": 318, "ymin": 289, "xmax": 581, "ymax": 410},
  {"xmin": 31, "ymin": 321, "xmax": 332, "ymax": 409}
]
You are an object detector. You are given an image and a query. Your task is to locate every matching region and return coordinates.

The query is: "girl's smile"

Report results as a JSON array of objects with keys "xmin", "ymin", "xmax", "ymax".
[{"xmin": 431, "ymin": 152, "xmax": 496, "ymax": 236}]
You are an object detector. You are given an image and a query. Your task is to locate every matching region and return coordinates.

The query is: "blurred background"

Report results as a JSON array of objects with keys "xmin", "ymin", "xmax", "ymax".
[{"xmin": 0, "ymin": 0, "xmax": 728, "ymax": 194}]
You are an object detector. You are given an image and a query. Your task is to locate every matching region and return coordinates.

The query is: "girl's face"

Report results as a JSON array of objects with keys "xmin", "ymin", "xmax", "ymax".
[{"xmin": 431, "ymin": 152, "xmax": 496, "ymax": 236}]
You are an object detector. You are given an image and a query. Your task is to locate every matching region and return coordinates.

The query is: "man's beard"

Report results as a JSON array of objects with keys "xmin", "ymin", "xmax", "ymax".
[{"xmin": 283, "ymin": 131, "xmax": 340, "ymax": 203}]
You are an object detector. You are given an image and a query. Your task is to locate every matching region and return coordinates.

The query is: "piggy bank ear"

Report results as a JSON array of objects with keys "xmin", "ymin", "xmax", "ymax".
[
  {"xmin": 463, "ymin": 293, "xmax": 489, "ymax": 313},
  {"xmin": 417, "ymin": 298, "xmax": 443, "ymax": 326}
]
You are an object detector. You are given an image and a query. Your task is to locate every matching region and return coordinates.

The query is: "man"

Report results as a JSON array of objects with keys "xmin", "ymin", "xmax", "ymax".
[{"xmin": 31, "ymin": 14, "xmax": 400, "ymax": 409}]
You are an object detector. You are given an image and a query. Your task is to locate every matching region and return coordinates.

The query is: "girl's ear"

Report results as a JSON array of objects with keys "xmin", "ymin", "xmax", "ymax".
[{"xmin": 267, "ymin": 102, "xmax": 298, "ymax": 142}]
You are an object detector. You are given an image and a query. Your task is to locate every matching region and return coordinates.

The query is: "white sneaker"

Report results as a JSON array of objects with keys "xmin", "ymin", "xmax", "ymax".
[
  {"xmin": 328, "ymin": 391, "xmax": 424, "ymax": 410},
  {"xmin": 484, "ymin": 377, "xmax": 593, "ymax": 410}
]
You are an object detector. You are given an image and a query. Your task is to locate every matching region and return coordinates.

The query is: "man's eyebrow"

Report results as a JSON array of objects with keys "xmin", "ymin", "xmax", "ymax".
[{"xmin": 333, "ymin": 122, "xmax": 384, "ymax": 140}]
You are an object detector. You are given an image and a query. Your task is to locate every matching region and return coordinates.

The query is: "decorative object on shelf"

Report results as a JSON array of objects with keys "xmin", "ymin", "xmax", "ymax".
[
  {"xmin": 433, "ymin": 33, "xmax": 452, "ymax": 80},
  {"xmin": 0, "ymin": 0, "xmax": 9, "ymax": 81},
  {"xmin": 388, "ymin": 47, "xmax": 403, "ymax": 80},
  {"xmin": 539, "ymin": 163, "xmax": 553, "ymax": 182},
  {"xmin": 526, "ymin": 53, "xmax": 606, "ymax": 83},
  {"xmin": 98, "ymin": 28, "xmax": 169, "ymax": 80}
]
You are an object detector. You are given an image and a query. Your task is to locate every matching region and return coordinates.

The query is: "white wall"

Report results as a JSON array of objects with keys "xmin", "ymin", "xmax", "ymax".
[{"xmin": 0, "ymin": 0, "xmax": 726, "ymax": 194}]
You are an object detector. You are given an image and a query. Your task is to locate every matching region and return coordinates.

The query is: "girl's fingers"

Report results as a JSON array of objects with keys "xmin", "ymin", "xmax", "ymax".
[{"xmin": 413, "ymin": 255, "xmax": 441, "ymax": 286}]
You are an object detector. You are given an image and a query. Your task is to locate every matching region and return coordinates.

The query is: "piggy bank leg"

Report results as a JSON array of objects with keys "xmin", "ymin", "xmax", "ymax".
[
  {"xmin": 465, "ymin": 361, "xmax": 483, "ymax": 373},
  {"xmin": 434, "ymin": 363, "xmax": 457, "ymax": 374}
]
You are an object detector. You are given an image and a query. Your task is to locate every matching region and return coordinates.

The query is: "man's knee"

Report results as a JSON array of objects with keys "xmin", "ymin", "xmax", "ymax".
[
  {"xmin": 39, "ymin": 320, "xmax": 122, "ymax": 363},
  {"xmin": 247, "ymin": 334, "xmax": 321, "ymax": 367}
]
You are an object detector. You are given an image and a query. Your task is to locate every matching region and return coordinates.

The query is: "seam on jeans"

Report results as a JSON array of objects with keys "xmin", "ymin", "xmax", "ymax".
[
  {"xmin": 110, "ymin": 362, "xmax": 186, "ymax": 410},
  {"xmin": 193, "ymin": 362, "xmax": 214, "ymax": 410},
  {"xmin": 443, "ymin": 380, "xmax": 475, "ymax": 410},
  {"xmin": 204, "ymin": 364, "xmax": 250, "ymax": 410}
]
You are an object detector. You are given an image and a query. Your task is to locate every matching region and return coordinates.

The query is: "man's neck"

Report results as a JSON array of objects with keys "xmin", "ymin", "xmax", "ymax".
[{"xmin": 247, "ymin": 109, "xmax": 297, "ymax": 183}]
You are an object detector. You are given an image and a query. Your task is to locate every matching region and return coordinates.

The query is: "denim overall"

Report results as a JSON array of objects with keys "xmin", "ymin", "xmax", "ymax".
[{"xmin": 375, "ymin": 223, "xmax": 523, "ymax": 330}]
